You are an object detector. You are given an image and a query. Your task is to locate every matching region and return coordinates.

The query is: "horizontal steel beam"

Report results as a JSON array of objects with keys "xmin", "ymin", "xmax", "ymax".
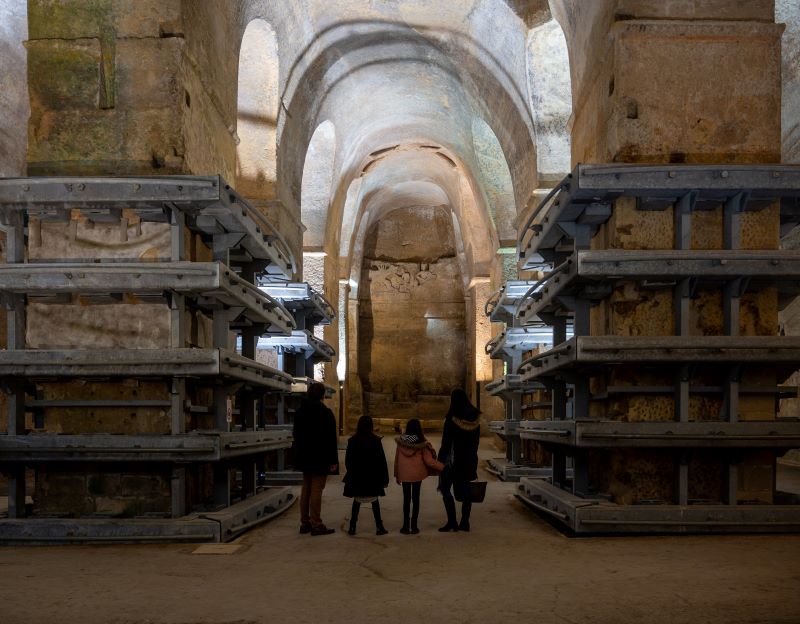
[
  {"xmin": 0, "ymin": 517, "xmax": 220, "ymax": 544},
  {"xmin": 0, "ymin": 348, "xmax": 293, "ymax": 391},
  {"xmin": 517, "ymin": 477, "xmax": 800, "ymax": 534},
  {"xmin": 0, "ymin": 261, "xmax": 294, "ymax": 334},
  {"xmin": 487, "ymin": 327, "xmax": 552, "ymax": 360},
  {"xmin": 0, "ymin": 430, "xmax": 292, "ymax": 462},
  {"xmin": 485, "ymin": 374, "xmax": 545, "ymax": 398},
  {"xmin": 0, "ymin": 176, "xmax": 295, "ymax": 278},
  {"xmin": 520, "ymin": 250, "xmax": 800, "ymax": 320},
  {"xmin": 518, "ymin": 164, "xmax": 800, "ymax": 269},
  {"xmin": 258, "ymin": 330, "xmax": 335, "ymax": 361},
  {"xmin": 520, "ymin": 336, "xmax": 800, "ymax": 379},
  {"xmin": 260, "ymin": 282, "xmax": 335, "ymax": 326},
  {"xmin": 199, "ymin": 486, "xmax": 295, "ymax": 542},
  {"xmin": 518, "ymin": 419, "xmax": 800, "ymax": 448}
]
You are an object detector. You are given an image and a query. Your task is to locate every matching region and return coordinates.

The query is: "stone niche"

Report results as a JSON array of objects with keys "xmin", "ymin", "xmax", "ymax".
[{"xmin": 358, "ymin": 206, "xmax": 466, "ymax": 425}]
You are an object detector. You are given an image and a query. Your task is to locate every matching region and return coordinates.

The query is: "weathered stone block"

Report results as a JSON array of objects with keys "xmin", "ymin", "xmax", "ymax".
[
  {"xmin": 28, "ymin": 0, "xmax": 181, "ymax": 39},
  {"xmin": 115, "ymin": 38, "xmax": 182, "ymax": 110},
  {"xmin": 27, "ymin": 39, "xmax": 102, "ymax": 110},
  {"xmin": 612, "ymin": 21, "xmax": 782, "ymax": 163},
  {"xmin": 28, "ymin": 108, "xmax": 119, "ymax": 163}
]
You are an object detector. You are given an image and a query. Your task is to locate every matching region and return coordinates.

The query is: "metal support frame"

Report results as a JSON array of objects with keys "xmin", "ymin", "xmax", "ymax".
[
  {"xmin": 0, "ymin": 176, "xmax": 302, "ymax": 542},
  {"xmin": 500, "ymin": 164, "xmax": 800, "ymax": 533}
]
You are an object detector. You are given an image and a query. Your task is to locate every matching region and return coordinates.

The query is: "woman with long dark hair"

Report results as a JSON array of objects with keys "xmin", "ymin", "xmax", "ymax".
[
  {"xmin": 343, "ymin": 415, "xmax": 389, "ymax": 535},
  {"xmin": 438, "ymin": 388, "xmax": 480, "ymax": 532}
]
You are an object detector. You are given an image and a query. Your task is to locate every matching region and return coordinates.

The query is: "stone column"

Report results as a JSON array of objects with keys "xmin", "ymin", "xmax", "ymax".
[
  {"xmin": 563, "ymin": 5, "xmax": 783, "ymax": 504},
  {"xmin": 470, "ymin": 278, "xmax": 504, "ymax": 422}
]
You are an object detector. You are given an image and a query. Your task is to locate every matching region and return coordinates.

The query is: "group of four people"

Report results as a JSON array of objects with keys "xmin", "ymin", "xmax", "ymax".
[{"xmin": 293, "ymin": 384, "xmax": 481, "ymax": 536}]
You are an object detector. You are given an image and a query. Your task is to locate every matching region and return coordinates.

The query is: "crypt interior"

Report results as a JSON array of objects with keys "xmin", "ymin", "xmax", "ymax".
[{"xmin": 1, "ymin": 1, "xmax": 800, "ymax": 622}]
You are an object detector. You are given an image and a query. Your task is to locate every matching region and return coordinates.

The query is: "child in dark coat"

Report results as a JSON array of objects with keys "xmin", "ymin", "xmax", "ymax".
[{"xmin": 343, "ymin": 415, "xmax": 390, "ymax": 535}]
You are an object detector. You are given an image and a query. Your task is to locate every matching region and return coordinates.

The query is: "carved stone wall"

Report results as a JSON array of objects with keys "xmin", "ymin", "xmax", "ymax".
[{"xmin": 358, "ymin": 207, "xmax": 466, "ymax": 424}]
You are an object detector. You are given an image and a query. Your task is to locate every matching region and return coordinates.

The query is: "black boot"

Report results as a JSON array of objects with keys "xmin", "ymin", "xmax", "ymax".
[
  {"xmin": 372, "ymin": 500, "xmax": 388, "ymax": 535},
  {"xmin": 459, "ymin": 500, "xmax": 472, "ymax": 532},
  {"xmin": 438, "ymin": 496, "xmax": 459, "ymax": 532},
  {"xmin": 348, "ymin": 500, "xmax": 360, "ymax": 536}
]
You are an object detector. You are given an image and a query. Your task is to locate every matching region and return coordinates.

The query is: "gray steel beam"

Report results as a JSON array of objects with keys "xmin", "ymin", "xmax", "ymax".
[
  {"xmin": 517, "ymin": 420, "xmax": 800, "ymax": 448},
  {"xmin": 0, "ymin": 262, "xmax": 294, "ymax": 335},
  {"xmin": 517, "ymin": 477, "xmax": 800, "ymax": 534},
  {"xmin": 0, "ymin": 348, "xmax": 293, "ymax": 391},
  {"xmin": 0, "ymin": 431, "xmax": 292, "ymax": 462}
]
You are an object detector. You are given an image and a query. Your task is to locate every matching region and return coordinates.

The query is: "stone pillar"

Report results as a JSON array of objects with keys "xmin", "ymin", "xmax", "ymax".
[
  {"xmin": 25, "ymin": 0, "xmax": 184, "ymax": 175},
  {"xmin": 470, "ymin": 278, "xmax": 503, "ymax": 423},
  {"xmin": 565, "ymin": 7, "xmax": 783, "ymax": 505}
]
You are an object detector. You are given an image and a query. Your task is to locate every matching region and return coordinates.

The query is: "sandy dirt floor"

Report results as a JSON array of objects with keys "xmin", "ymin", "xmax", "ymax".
[{"xmin": 2, "ymin": 436, "xmax": 800, "ymax": 624}]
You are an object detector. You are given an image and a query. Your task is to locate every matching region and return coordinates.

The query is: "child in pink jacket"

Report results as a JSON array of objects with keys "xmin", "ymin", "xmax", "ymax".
[{"xmin": 394, "ymin": 418, "xmax": 444, "ymax": 534}]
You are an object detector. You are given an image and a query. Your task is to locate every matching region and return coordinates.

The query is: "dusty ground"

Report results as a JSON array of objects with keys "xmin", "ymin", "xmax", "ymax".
[{"xmin": 2, "ymin": 436, "xmax": 800, "ymax": 624}]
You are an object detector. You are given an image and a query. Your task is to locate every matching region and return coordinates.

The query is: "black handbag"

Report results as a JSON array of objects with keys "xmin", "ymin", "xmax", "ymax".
[{"xmin": 454, "ymin": 480, "xmax": 487, "ymax": 503}]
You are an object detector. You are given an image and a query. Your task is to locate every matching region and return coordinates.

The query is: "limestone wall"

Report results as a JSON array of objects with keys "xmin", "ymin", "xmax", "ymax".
[
  {"xmin": 26, "ymin": 0, "xmax": 184, "ymax": 175},
  {"xmin": 357, "ymin": 207, "xmax": 466, "ymax": 424}
]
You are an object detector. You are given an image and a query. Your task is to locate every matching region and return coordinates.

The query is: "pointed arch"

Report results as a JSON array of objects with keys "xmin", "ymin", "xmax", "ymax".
[{"xmin": 526, "ymin": 17, "xmax": 573, "ymax": 180}]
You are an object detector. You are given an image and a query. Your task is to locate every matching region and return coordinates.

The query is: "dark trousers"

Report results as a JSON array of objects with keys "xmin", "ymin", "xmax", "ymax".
[
  {"xmin": 350, "ymin": 499, "xmax": 383, "ymax": 528},
  {"xmin": 401, "ymin": 481, "xmax": 421, "ymax": 527},
  {"xmin": 439, "ymin": 470, "xmax": 472, "ymax": 521}
]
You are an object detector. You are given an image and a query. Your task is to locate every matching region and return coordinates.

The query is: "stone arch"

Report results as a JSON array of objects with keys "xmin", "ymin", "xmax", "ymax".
[
  {"xmin": 471, "ymin": 117, "xmax": 517, "ymax": 245},
  {"xmin": 236, "ymin": 18, "xmax": 279, "ymax": 200},
  {"xmin": 526, "ymin": 16, "xmax": 573, "ymax": 181},
  {"xmin": 301, "ymin": 119, "xmax": 337, "ymax": 251}
]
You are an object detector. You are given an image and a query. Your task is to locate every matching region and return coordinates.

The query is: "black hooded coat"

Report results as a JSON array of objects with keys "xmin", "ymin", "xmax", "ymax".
[
  {"xmin": 292, "ymin": 396, "xmax": 338, "ymax": 475},
  {"xmin": 342, "ymin": 433, "xmax": 389, "ymax": 498},
  {"xmin": 438, "ymin": 406, "xmax": 480, "ymax": 482}
]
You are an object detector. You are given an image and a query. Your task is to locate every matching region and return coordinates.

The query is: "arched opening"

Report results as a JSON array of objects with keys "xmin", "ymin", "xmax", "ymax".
[
  {"xmin": 301, "ymin": 120, "xmax": 337, "ymax": 252},
  {"xmin": 471, "ymin": 117, "xmax": 517, "ymax": 245},
  {"xmin": 236, "ymin": 18, "xmax": 279, "ymax": 200},
  {"xmin": 526, "ymin": 17, "xmax": 573, "ymax": 181}
]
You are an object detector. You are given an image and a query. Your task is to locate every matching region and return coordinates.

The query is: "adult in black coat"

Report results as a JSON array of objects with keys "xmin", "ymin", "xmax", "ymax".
[
  {"xmin": 293, "ymin": 382, "xmax": 338, "ymax": 535},
  {"xmin": 343, "ymin": 415, "xmax": 390, "ymax": 535},
  {"xmin": 438, "ymin": 388, "xmax": 481, "ymax": 532}
]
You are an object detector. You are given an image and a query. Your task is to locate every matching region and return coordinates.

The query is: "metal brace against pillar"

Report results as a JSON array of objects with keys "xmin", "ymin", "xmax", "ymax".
[
  {"xmin": 674, "ymin": 191, "xmax": 698, "ymax": 250},
  {"xmin": 674, "ymin": 363, "xmax": 692, "ymax": 423},
  {"xmin": 241, "ymin": 460, "xmax": 257, "ymax": 499},
  {"xmin": 170, "ymin": 207, "xmax": 185, "ymax": 261},
  {"xmin": 171, "ymin": 466, "xmax": 186, "ymax": 518},
  {"xmin": 3, "ymin": 293, "xmax": 26, "ymax": 351},
  {"xmin": 723, "ymin": 191, "xmax": 750, "ymax": 250},
  {"xmin": 4, "ymin": 379, "xmax": 25, "ymax": 436},
  {"xmin": 213, "ymin": 462, "xmax": 231, "ymax": 508},
  {"xmin": 168, "ymin": 293, "xmax": 186, "ymax": 349},
  {"xmin": 675, "ymin": 450, "xmax": 689, "ymax": 506},
  {"xmin": 7, "ymin": 465, "xmax": 26, "ymax": 519},
  {"xmin": 551, "ymin": 378, "xmax": 568, "ymax": 487},
  {"xmin": 213, "ymin": 233, "xmax": 246, "ymax": 265},
  {"xmin": 725, "ymin": 455, "xmax": 739, "ymax": 506},
  {"xmin": 170, "ymin": 378, "xmax": 186, "ymax": 434},
  {"xmin": 212, "ymin": 307, "xmax": 245, "ymax": 349}
]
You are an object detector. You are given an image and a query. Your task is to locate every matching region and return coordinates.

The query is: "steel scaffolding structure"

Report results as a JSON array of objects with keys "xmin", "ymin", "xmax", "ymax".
[
  {"xmin": 501, "ymin": 164, "xmax": 800, "ymax": 532},
  {"xmin": 0, "ymin": 176, "xmax": 314, "ymax": 543}
]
